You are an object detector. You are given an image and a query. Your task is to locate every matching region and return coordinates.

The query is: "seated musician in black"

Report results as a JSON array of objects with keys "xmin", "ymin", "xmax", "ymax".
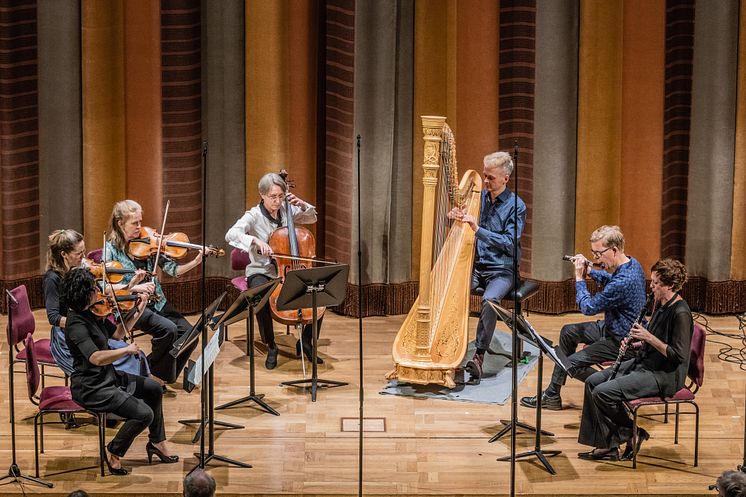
[
  {"xmin": 577, "ymin": 258, "xmax": 692, "ymax": 461},
  {"xmin": 62, "ymin": 268, "xmax": 178, "ymax": 475}
]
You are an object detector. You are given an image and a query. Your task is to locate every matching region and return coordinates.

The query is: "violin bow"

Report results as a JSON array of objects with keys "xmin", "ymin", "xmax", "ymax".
[
  {"xmin": 102, "ymin": 232, "xmax": 135, "ymax": 343},
  {"xmin": 151, "ymin": 199, "xmax": 170, "ymax": 280}
]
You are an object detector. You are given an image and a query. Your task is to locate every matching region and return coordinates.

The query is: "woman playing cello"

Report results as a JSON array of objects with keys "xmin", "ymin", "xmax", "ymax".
[{"xmin": 225, "ymin": 172, "xmax": 322, "ymax": 370}]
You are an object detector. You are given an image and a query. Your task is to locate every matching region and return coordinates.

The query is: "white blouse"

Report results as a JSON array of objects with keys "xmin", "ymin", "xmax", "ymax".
[{"xmin": 225, "ymin": 202, "xmax": 317, "ymax": 278}]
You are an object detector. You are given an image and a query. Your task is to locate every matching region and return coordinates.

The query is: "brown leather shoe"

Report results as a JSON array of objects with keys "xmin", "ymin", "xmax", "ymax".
[{"xmin": 465, "ymin": 352, "xmax": 484, "ymax": 385}]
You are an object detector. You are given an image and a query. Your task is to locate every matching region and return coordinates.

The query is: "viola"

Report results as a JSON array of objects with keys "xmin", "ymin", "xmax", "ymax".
[
  {"xmin": 90, "ymin": 288, "xmax": 141, "ymax": 318},
  {"xmin": 81, "ymin": 257, "xmax": 134, "ymax": 284},
  {"xmin": 128, "ymin": 226, "xmax": 225, "ymax": 260},
  {"xmin": 267, "ymin": 170, "xmax": 325, "ymax": 326}
]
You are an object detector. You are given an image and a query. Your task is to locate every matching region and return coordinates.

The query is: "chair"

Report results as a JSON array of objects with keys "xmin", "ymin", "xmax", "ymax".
[
  {"xmin": 86, "ymin": 248, "xmax": 103, "ymax": 263},
  {"xmin": 7, "ymin": 285, "xmax": 59, "ymax": 387},
  {"xmin": 24, "ymin": 334, "xmax": 107, "ymax": 477},
  {"xmin": 472, "ymin": 279, "xmax": 540, "ymax": 359},
  {"xmin": 625, "ymin": 322, "xmax": 705, "ymax": 468}
]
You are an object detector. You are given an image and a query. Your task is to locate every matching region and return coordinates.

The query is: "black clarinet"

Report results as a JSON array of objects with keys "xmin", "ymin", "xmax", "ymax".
[{"xmin": 607, "ymin": 292, "xmax": 655, "ymax": 381}]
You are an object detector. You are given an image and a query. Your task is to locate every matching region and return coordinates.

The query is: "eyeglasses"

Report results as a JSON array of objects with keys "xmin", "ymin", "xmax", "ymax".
[
  {"xmin": 591, "ymin": 247, "xmax": 612, "ymax": 258},
  {"xmin": 264, "ymin": 193, "xmax": 285, "ymax": 201}
]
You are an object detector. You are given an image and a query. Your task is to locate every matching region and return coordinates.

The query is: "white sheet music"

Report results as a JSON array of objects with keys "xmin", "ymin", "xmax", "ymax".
[{"xmin": 186, "ymin": 326, "xmax": 222, "ymax": 386}]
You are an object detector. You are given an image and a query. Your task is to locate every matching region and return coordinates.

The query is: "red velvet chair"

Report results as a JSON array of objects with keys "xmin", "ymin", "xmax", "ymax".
[
  {"xmin": 6, "ymin": 285, "xmax": 59, "ymax": 387},
  {"xmin": 625, "ymin": 323, "xmax": 706, "ymax": 468},
  {"xmin": 25, "ymin": 334, "xmax": 107, "ymax": 477}
]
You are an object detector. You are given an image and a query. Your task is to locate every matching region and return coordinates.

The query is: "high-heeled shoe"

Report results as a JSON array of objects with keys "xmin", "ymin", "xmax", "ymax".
[
  {"xmin": 104, "ymin": 449, "xmax": 129, "ymax": 476},
  {"xmin": 146, "ymin": 441, "xmax": 179, "ymax": 464},
  {"xmin": 621, "ymin": 428, "xmax": 650, "ymax": 461}
]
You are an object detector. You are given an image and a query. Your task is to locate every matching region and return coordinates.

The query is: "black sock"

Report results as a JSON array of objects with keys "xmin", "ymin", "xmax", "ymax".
[
  {"xmin": 544, "ymin": 383, "xmax": 560, "ymax": 397},
  {"xmin": 476, "ymin": 348, "xmax": 486, "ymax": 356}
]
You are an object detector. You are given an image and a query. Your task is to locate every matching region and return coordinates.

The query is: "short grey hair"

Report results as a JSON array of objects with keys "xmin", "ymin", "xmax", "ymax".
[
  {"xmin": 590, "ymin": 225, "xmax": 625, "ymax": 252},
  {"xmin": 257, "ymin": 173, "xmax": 287, "ymax": 196},
  {"xmin": 483, "ymin": 151, "xmax": 513, "ymax": 175}
]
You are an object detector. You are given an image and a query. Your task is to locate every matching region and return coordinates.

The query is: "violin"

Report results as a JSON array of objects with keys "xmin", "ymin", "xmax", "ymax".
[
  {"xmin": 81, "ymin": 257, "xmax": 134, "ymax": 284},
  {"xmin": 89, "ymin": 288, "xmax": 142, "ymax": 318},
  {"xmin": 128, "ymin": 226, "xmax": 225, "ymax": 260},
  {"xmin": 268, "ymin": 170, "xmax": 325, "ymax": 326}
]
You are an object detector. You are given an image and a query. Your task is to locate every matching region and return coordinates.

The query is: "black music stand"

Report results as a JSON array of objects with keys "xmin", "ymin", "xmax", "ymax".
[
  {"xmin": 177, "ymin": 293, "xmax": 246, "ymax": 446},
  {"xmin": 0, "ymin": 290, "xmax": 53, "ymax": 488},
  {"xmin": 214, "ymin": 279, "xmax": 280, "ymax": 415},
  {"xmin": 279, "ymin": 264, "xmax": 349, "ymax": 401},
  {"xmin": 489, "ymin": 302, "xmax": 570, "ymax": 475}
]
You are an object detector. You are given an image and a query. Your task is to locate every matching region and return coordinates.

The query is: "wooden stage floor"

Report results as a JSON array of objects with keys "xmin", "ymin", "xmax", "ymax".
[{"xmin": 0, "ymin": 310, "xmax": 743, "ymax": 496}]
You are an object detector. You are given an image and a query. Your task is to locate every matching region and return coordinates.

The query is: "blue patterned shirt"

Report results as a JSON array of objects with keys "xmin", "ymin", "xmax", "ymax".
[
  {"xmin": 575, "ymin": 256, "xmax": 647, "ymax": 340},
  {"xmin": 104, "ymin": 241, "xmax": 179, "ymax": 312},
  {"xmin": 474, "ymin": 188, "xmax": 526, "ymax": 272}
]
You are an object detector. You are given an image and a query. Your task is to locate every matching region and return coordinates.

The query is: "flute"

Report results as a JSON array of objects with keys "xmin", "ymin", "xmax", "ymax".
[
  {"xmin": 562, "ymin": 254, "xmax": 603, "ymax": 269},
  {"xmin": 607, "ymin": 292, "xmax": 656, "ymax": 381}
]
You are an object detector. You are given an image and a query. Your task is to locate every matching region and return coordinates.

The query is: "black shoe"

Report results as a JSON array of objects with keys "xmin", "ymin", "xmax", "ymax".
[
  {"xmin": 520, "ymin": 391, "xmax": 563, "ymax": 410},
  {"xmin": 265, "ymin": 347, "xmax": 278, "ymax": 369},
  {"xmin": 621, "ymin": 428, "xmax": 650, "ymax": 461},
  {"xmin": 578, "ymin": 447, "xmax": 619, "ymax": 461},
  {"xmin": 464, "ymin": 352, "xmax": 484, "ymax": 385},
  {"xmin": 104, "ymin": 448, "xmax": 129, "ymax": 476},
  {"xmin": 146, "ymin": 441, "xmax": 179, "ymax": 464}
]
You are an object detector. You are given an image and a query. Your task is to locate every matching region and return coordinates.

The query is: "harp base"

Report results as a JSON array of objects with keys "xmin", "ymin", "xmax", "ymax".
[{"xmin": 386, "ymin": 364, "xmax": 456, "ymax": 389}]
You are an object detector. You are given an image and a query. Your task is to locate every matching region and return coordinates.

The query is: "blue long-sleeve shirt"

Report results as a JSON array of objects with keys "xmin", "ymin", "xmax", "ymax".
[
  {"xmin": 474, "ymin": 187, "xmax": 526, "ymax": 272},
  {"xmin": 575, "ymin": 256, "xmax": 647, "ymax": 340}
]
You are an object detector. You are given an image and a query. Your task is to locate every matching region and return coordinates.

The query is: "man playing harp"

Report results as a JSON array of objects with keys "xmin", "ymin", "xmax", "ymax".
[{"xmin": 448, "ymin": 151, "xmax": 526, "ymax": 384}]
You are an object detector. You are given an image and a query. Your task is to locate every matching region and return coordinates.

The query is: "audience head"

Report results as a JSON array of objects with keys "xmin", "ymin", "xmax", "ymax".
[
  {"xmin": 184, "ymin": 468, "xmax": 216, "ymax": 497},
  {"xmin": 714, "ymin": 469, "xmax": 746, "ymax": 497},
  {"xmin": 47, "ymin": 229, "xmax": 85, "ymax": 273},
  {"xmin": 67, "ymin": 490, "xmax": 91, "ymax": 497}
]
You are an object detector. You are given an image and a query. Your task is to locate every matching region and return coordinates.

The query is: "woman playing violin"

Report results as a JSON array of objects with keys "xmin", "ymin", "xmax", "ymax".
[
  {"xmin": 225, "ymin": 172, "xmax": 321, "ymax": 369},
  {"xmin": 62, "ymin": 268, "xmax": 177, "ymax": 475},
  {"xmin": 104, "ymin": 200, "xmax": 202, "ymax": 385},
  {"xmin": 44, "ymin": 229, "xmax": 147, "ymax": 377}
]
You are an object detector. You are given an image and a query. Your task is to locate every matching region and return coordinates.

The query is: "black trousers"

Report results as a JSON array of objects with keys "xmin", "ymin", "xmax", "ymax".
[
  {"xmin": 471, "ymin": 267, "xmax": 513, "ymax": 352},
  {"xmin": 107, "ymin": 374, "xmax": 165, "ymax": 457},
  {"xmin": 135, "ymin": 302, "xmax": 198, "ymax": 383},
  {"xmin": 548, "ymin": 320, "xmax": 633, "ymax": 393},
  {"xmin": 578, "ymin": 363, "xmax": 659, "ymax": 449},
  {"xmin": 247, "ymin": 274, "xmax": 322, "ymax": 350}
]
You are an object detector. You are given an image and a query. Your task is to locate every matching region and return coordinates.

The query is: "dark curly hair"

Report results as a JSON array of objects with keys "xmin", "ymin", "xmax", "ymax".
[
  {"xmin": 651, "ymin": 258, "xmax": 688, "ymax": 293},
  {"xmin": 61, "ymin": 268, "xmax": 98, "ymax": 313},
  {"xmin": 715, "ymin": 470, "xmax": 746, "ymax": 497}
]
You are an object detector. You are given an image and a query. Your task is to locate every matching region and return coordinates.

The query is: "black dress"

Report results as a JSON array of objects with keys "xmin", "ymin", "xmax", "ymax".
[
  {"xmin": 577, "ymin": 298, "xmax": 693, "ymax": 450},
  {"xmin": 65, "ymin": 309, "xmax": 166, "ymax": 457}
]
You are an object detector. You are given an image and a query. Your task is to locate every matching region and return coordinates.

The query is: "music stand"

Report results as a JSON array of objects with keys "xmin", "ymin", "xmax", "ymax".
[
  {"xmin": 214, "ymin": 279, "xmax": 280, "ymax": 415},
  {"xmin": 278, "ymin": 264, "xmax": 349, "ymax": 401},
  {"xmin": 177, "ymin": 292, "xmax": 246, "ymax": 446},
  {"xmin": 489, "ymin": 301, "xmax": 570, "ymax": 474}
]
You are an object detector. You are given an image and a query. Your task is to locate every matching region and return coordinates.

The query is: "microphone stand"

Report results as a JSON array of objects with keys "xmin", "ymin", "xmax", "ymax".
[
  {"xmin": 356, "ymin": 134, "xmax": 364, "ymax": 497},
  {"xmin": 508, "ymin": 141, "xmax": 518, "ymax": 497},
  {"xmin": 0, "ymin": 290, "xmax": 53, "ymax": 488}
]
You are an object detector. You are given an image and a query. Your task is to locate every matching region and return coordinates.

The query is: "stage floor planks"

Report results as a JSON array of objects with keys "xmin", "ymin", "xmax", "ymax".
[{"xmin": 0, "ymin": 310, "xmax": 743, "ymax": 497}]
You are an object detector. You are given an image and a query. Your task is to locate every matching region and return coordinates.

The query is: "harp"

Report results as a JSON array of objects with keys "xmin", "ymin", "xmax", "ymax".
[{"xmin": 386, "ymin": 116, "xmax": 482, "ymax": 388}]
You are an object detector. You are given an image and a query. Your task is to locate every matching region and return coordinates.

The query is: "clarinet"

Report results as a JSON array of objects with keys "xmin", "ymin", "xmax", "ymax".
[{"xmin": 607, "ymin": 292, "xmax": 655, "ymax": 381}]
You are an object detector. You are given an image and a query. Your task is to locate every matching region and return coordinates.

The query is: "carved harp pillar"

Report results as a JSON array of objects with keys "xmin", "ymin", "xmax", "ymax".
[{"xmin": 387, "ymin": 116, "xmax": 482, "ymax": 388}]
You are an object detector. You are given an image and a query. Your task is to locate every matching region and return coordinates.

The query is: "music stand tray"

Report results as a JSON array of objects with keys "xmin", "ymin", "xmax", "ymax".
[
  {"xmin": 214, "ymin": 279, "xmax": 280, "ymax": 415},
  {"xmin": 170, "ymin": 291, "xmax": 226, "ymax": 359},
  {"xmin": 277, "ymin": 264, "xmax": 349, "ymax": 401}
]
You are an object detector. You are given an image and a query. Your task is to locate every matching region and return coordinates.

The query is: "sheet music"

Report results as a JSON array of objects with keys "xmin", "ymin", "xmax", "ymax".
[
  {"xmin": 521, "ymin": 317, "xmax": 570, "ymax": 374},
  {"xmin": 186, "ymin": 326, "xmax": 222, "ymax": 387}
]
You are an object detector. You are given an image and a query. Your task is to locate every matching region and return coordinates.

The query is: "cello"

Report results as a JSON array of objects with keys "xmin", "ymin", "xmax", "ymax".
[{"xmin": 267, "ymin": 170, "xmax": 324, "ymax": 326}]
